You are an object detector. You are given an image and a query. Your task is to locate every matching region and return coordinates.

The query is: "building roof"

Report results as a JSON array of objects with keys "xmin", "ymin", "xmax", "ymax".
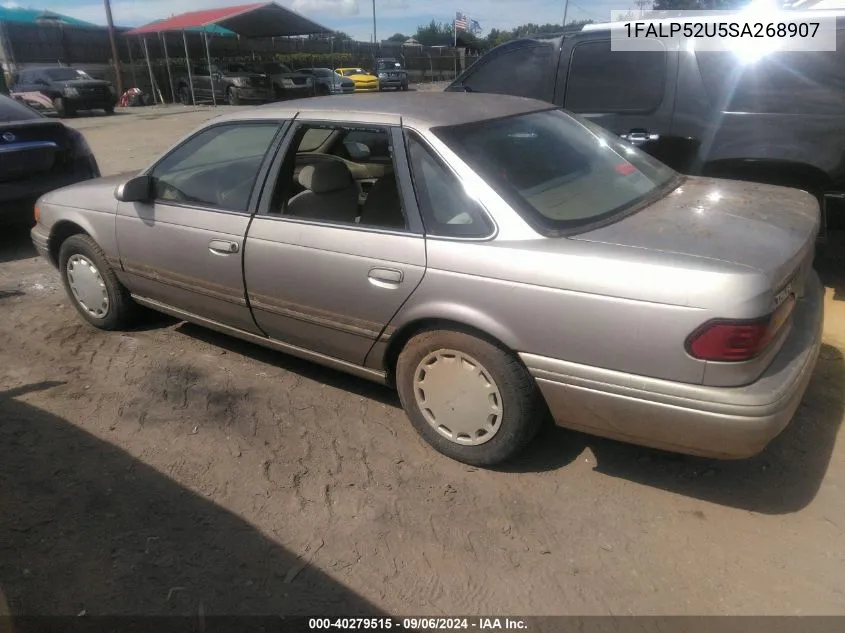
[
  {"xmin": 216, "ymin": 92, "xmax": 554, "ymax": 129},
  {"xmin": 0, "ymin": 6, "xmax": 97, "ymax": 27},
  {"xmin": 127, "ymin": 2, "xmax": 331, "ymax": 37}
]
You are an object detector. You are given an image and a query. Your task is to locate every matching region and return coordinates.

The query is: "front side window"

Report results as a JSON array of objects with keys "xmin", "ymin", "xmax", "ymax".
[
  {"xmin": 151, "ymin": 122, "xmax": 279, "ymax": 212},
  {"xmin": 405, "ymin": 133, "xmax": 494, "ymax": 238},
  {"xmin": 564, "ymin": 39, "xmax": 666, "ymax": 113},
  {"xmin": 43, "ymin": 68, "xmax": 92, "ymax": 82},
  {"xmin": 434, "ymin": 109, "xmax": 677, "ymax": 234}
]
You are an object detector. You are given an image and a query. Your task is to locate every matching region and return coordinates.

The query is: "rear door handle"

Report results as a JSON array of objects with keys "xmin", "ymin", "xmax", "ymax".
[
  {"xmin": 209, "ymin": 239, "xmax": 239, "ymax": 255},
  {"xmin": 368, "ymin": 267, "xmax": 403, "ymax": 288}
]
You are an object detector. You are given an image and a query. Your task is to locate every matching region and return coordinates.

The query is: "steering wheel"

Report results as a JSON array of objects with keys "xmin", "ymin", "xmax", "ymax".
[
  {"xmin": 157, "ymin": 182, "xmax": 191, "ymax": 203},
  {"xmin": 217, "ymin": 178, "xmax": 254, "ymax": 208}
]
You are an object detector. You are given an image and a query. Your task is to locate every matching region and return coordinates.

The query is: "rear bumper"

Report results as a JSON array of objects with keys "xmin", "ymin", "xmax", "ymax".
[
  {"xmin": 521, "ymin": 272, "xmax": 824, "ymax": 459},
  {"xmin": 0, "ymin": 164, "xmax": 96, "ymax": 216}
]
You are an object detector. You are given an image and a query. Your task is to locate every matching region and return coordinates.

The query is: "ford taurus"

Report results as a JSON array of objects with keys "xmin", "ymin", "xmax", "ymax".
[{"xmin": 30, "ymin": 93, "xmax": 823, "ymax": 466}]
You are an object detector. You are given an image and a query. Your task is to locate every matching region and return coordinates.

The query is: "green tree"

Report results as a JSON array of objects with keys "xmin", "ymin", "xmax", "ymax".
[
  {"xmin": 414, "ymin": 20, "xmax": 454, "ymax": 46},
  {"xmin": 387, "ymin": 32, "xmax": 408, "ymax": 42}
]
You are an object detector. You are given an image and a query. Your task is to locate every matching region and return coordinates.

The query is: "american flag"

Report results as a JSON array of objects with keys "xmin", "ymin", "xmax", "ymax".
[{"xmin": 454, "ymin": 11, "xmax": 468, "ymax": 31}]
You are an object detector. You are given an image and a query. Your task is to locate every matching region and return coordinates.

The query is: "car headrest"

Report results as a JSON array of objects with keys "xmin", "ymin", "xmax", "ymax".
[{"xmin": 297, "ymin": 161, "xmax": 353, "ymax": 194}]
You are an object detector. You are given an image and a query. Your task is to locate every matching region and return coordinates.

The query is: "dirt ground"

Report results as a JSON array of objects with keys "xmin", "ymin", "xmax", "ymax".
[{"xmin": 1, "ymin": 101, "xmax": 844, "ymax": 618}]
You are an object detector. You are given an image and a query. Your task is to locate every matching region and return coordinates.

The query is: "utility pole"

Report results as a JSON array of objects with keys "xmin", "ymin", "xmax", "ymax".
[
  {"xmin": 104, "ymin": 0, "xmax": 123, "ymax": 95},
  {"xmin": 372, "ymin": 0, "xmax": 377, "ymax": 45}
]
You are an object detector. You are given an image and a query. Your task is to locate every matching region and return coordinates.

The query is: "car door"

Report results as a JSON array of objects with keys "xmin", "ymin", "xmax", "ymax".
[
  {"xmin": 115, "ymin": 119, "xmax": 284, "ymax": 333},
  {"xmin": 244, "ymin": 115, "xmax": 427, "ymax": 365},
  {"xmin": 554, "ymin": 33, "xmax": 679, "ymax": 165},
  {"xmin": 192, "ymin": 64, "xmax": 211, "ymax": 100}
]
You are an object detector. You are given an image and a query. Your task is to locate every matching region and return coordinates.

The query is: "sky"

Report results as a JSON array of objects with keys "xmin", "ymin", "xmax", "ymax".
[{"xmin": 1, "ymin": 0, "xmax": 623, "ymax": 41}]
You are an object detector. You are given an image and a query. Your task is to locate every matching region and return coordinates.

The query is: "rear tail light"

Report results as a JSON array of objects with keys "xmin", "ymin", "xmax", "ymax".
[
  {"xmin": 34, "ymin": 205, "xmax": 39, "ymax": 223},
  {"xmin": 686, "ymin": 295, "xmax": 796, "ymax": 362}
]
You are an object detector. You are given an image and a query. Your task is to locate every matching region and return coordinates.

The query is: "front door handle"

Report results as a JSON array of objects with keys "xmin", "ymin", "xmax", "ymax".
[
  {"xmin": 368, "ymin": 267, "xmax": 403, "ymax": 288},
  {"xmin": 620, "ymin": 129, "xmax": 659, "ymax": 144},
  {"xmin": 209, "ymin": 239, "xmax": 239, "ymax": 255}
]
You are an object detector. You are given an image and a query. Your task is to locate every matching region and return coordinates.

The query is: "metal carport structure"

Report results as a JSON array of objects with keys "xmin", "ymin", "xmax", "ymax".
[{"xmin": 126, "ymin": 2, "xmax": 332, "ymax": 106}]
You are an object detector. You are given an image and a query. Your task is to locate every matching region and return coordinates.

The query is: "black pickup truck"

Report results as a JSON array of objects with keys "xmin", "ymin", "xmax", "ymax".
[
  {"xmin": 447, "ymin": 14, "xmax": 845, "ymax": 237},
  {"xmin": 10, "ymin": 66, "xmax": 117, "ymax": 117},
  {"xmin": 375, "ymin": 58, "xmax": 409, "ymax": 91}
]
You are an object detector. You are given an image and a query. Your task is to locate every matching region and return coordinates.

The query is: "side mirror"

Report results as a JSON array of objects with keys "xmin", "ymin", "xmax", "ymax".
[
  {"xmin": 115, "ymin": 174, "xmax": 152, "ymax": 202},
  {"xmin": 344, "ymin": 141, "xmax": 371, "ymax": 160}
]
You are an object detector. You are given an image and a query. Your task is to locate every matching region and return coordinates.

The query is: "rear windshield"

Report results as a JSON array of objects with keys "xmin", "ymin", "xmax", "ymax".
[
  {"xmin": 0, "ymin": 94, "xmax": 43, "ymax": 122},
  {"xmin": 434, "ymin": 109, "xmax": 677, "ymax": 234},
  {"xmin": 43, "ymin": 68, "xmax": 91, "ymax": 81}
]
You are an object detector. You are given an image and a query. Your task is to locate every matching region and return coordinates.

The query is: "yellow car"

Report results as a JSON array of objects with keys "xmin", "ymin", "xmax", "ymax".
[{"xmin": 335, "ymin": 68, "xmax": 379, "ymax": 92}]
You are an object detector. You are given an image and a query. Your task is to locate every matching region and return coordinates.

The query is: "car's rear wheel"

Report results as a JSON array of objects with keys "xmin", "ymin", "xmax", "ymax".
[
  {"xmin": 226, "ymin": 87, "xmax": 240, "ymax": 106},
  {"xmin": 396, "ymin": 329, "xmax": 543, "ymax": 466},
  {"xmin": 178, "ymin": 85, "xmax": 191, "ymax": 104},
  {"xmin": 59, "ymin": 235, "xmax": 136, "ymax": 331},
  {"xmin": 104, "ymin": 104, "xmax": 115, "ymax": 115}
]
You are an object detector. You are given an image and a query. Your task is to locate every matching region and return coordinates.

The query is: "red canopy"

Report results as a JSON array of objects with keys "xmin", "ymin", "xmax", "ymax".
[{"xmin": 127, "ymin": 2, "xmax": 332, "ymax": 37}]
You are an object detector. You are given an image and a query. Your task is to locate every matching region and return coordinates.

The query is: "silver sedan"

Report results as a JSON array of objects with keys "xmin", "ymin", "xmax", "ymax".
[{"xmin": 31, "ymin": 93, "xmax": 824, "ymax": 466}]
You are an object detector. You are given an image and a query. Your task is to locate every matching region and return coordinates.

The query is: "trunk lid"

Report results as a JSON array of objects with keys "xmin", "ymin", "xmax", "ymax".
[
  {"xmin": 573, "ymin": 176, "xmax": 820, "ymax": 300},
  {"xmin": 0, "ymin": 119, "xmax": 70, "ymax": 183}
]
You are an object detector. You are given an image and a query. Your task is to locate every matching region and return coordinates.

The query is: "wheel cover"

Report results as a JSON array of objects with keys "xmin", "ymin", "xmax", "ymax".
[
  {"xmin": 66, "ymin": 254, "xmax": 109, "ymax": 319},
  {"xmin": 412, "ymin": 349, "xmax": 503, "ymax": 446}
]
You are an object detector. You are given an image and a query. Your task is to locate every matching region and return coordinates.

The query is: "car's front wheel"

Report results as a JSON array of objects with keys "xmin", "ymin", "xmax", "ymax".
[
  {"xmin": 59, "ymin": 235, "xmax": 136, "ymax": 331},
  {"xmin": 396, "ymin": 329, "xmax": 543, "ymax": 466},
  {"xmin": 52, "ymin": 97, "xmax": 74, "ymax": 117},
  {"xmin": 226, "ymin": 87, "xmax": 240, "ymax": 106}
]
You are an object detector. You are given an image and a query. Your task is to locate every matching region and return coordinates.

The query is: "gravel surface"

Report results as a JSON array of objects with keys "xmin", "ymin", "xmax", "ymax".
[{"xmin": 1, "ymin": 103, "xmax": 844, "ymax": 617}]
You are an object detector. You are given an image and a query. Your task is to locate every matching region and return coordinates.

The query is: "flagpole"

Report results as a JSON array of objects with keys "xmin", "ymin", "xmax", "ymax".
[
  {"xmin": 454, "ymin": 12, "xmax": 457, "ymax": 47},
  {"xmin": 562, "ymin": 0, "xmax": 570, "ymax": 30}
]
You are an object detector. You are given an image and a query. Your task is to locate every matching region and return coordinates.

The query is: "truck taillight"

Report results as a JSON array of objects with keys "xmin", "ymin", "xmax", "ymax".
[{"xmin": 686, "ymin": 295, "xmax": 796, "ymax": 362}]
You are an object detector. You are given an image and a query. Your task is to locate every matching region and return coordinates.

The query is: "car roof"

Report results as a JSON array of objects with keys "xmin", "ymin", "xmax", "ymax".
[{"xmin": 215, "ymin": 92, "xmax": 554, "ymax": 129}]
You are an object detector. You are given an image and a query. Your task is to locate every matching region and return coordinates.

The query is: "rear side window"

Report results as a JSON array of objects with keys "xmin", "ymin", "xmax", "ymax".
[
  {"xmin": 696, "ymin": 29, "xmax": 845, "ymax": 115},
  {"xmin": 564, "ymin": 39, "xmax": 666, "ymax": 113},
  {"xmin": 405, "ymin": 133, "xmax": 494, "ymax": 238},
  {"xmin": 461, "ymin": 43, "xmax": 554, "ymax": 100}
]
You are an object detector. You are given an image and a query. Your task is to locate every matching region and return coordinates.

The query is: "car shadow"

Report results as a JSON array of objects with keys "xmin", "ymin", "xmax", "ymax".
[
  {"xmin": 173, "ymin": 322, "xmax": 401, "ymax": 408},
  {"xmin": 0, "ymin": 381, "xmax": 382, "ymax": 621},
  {"xmin": 508, "ymin": 344, "xmax": 844, "ymax": 515},
  {"xmin": 0, "ymin": 223, "xmax": 36, "ymax": 265}
]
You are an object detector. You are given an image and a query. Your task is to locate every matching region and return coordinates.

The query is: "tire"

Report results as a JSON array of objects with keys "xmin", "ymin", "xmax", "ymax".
[
  {"xmin": 52, "ymin": 96, "xmax": 74, "ymax": 117},
  {"xmin": 396, "ymin": 329, "xmax": 543, "ymax": 466},
  {"xmin": 178, "ymin": 85, "xmax": 191, "ymax": 105},
  {"xmin": 58, "ymin": 234, "xmax": 136, "ymax": 331},
  {"xmin": 226, "ymin": 87, "xmax": 240, "ymax": 106},
  {"xmin": 401, "ymin": 83, "xmax": 409, "ymax": 91},
  {"xmin": 104, "ymin": 104, "xmax": 115, "ymax": 114}
]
